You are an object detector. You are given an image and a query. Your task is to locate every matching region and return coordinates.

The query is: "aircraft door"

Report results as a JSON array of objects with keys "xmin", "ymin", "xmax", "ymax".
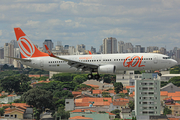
[{"xmin": 154, "ymin": 55, "xmax": 158, "ymax": 64}]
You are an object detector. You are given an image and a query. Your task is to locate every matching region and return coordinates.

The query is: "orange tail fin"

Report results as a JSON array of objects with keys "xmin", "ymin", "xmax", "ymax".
[
  {"xmin": 89, "ymin": 51, "xmax": 92, "ymax": 55},
  {"xmin": 14, "ymin": 27, "xmax": 48, "ymax": 58}
]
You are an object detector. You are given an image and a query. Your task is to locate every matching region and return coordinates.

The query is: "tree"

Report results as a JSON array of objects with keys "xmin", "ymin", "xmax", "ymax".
[
  {"xmin": 111, "ymin": 109, "xmax": 121, "ymax": 118},
  {"xmin": 22, "ymin": 88, "xmax": 53, "ymax": 120},
  {"xmin": 52, "ymin": 73, "xmax": 73, "ymax": 82},
  {"xmin": 163, "ymin": 106, "xmax": 172, "ymax": 115},
  {"xmin": 54, "ymin": 107, "xmax": 70, "ymax": 119},
  {"xmin": 73, "ymin": 75, "xmax": 86, "ymax": 84},
  {"xmin": 0, "ymin": 76, "xmax": 20, "ymax": 93},
  {"xmin": 0, "ymin": 74, "xmax": 31, "ymax": 93},
  {"xmin": 161, "ymin": 81, "xmax": 168, "ymax": 87},
  {"xmin": 114, "ymin": 82, "xmax": 123, "ymax": 94},
  {"xmin": 168, "ymin": 76, "xmax": 180, "ymax": 87},
  {"xmin": 74, "ymin": 84, "xmax": 94, "ymax": 91},
  {"xmin": 128, "ymin": 101, "xmax": 134, "ymax": 111},
  {"xmin": 102, "ymin": 92, "xmax": 111, "ymax": 97}
]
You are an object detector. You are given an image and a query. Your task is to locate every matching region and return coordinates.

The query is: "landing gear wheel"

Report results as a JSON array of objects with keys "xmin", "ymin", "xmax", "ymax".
[
  {"xmin": 87, "ymin": 74, "xmax": 93, "ymax": 79},
  {"xmin": 94, "ymin": 74, "xmax": 100, "ymax": 80}
]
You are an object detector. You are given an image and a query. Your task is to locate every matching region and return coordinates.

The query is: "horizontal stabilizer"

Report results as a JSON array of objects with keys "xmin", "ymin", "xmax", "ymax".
[{"xmin": 5, "ymin": 56, "xmax": 31, "ymax": 62}]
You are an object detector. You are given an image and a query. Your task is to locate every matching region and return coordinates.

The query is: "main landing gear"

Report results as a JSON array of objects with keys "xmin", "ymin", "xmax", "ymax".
[{"xmin": 87, "ymin": 73, "xmax": 100, "ymax": 80}]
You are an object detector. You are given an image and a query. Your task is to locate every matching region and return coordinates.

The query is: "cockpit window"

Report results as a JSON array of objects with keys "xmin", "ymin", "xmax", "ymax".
[{"xmin": 163, "ymin": 57, "xmax": 171, "ymax": 59}]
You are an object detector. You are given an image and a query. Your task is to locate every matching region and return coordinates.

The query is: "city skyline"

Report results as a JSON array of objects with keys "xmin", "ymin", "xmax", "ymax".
[{"xmin": 0, "ymin": 0, "xmax": 180, "ymax": 51}]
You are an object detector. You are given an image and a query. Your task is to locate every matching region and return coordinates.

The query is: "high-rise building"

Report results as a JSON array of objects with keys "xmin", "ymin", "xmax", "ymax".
[
  {"xmin": 146, "ymin": 46, "xmax": 159, "ymax": 53},
  {"xmin": 10, "ymin": 40, "xmax": 18, "ymax": 48},
  {"xmin": 64, "ymin": 45, "xmax": 69, "ymax": 50},
  {"xmin": 43, "ymin": 39, "xmax": 54, "ymax": 53},
  {"xmin": 159, "ymin": 47, "xmax": 166, "ymax": 55},
  {"xmin": 103, "ymin": 37, "xmax": 117, "ymax": 54},
  {"xmin": 76, "ymin": 44, "xmax": 86, "ymax": 52},
  {"xmin": 0, "ymin": 47, "xmax": 4, "ymax": 59},
  {"xmin": 99, "ymin": 45, "xmax": 103, "ymax": 54},
  {"xmin": 13, "ymin": 48, "xmax": 22, "ymax": 68},
  {"xmin": 135, "ymin": 73, "xmax": 161, "ymax": 119},
  {"xmin": 118, "ymin": 41, "xmax": 125, "ymax": 53},
  {"xmin": 68, "ymin": 46, "xmax": 76, "ymax": 55},
  {"xmin": 91, "ymin": 46, "xmax": 96, "ymax": 54},
  {"xmin": 4, "ymin": 43, "xmax": 14, "ymax": 65},
  {"xmin": 124, "ymin": 43, "xmax": 133, "ymax": 53}
]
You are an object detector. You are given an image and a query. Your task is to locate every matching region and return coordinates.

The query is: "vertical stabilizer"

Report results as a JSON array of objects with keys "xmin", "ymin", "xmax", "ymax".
[{"xmin": 14, "ymin": 27, "xmax": 48, "ymax": 58}]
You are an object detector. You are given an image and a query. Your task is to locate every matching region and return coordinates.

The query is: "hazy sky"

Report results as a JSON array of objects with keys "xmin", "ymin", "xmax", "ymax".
[{"xmin": 0, "ymin": 0, "xmax": 180, "ymax": 51}]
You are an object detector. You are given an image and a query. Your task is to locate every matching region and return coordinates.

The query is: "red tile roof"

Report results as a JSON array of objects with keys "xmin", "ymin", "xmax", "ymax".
[
  {"xmin": 106, "ymin": 112, "xmax": 116, "ymax": 116},
  {"xmin": 114, "ymin": 98, "xmax": 129, "ymax": 102},
  {"xmin": 92, "ymin": 90, "xmax": 102, "ymax": 94},
  {"xmin": 31, "ymin": 80, "xmax": 50, "ymax": 85},
  {"xmin": 69, "ymin": 116, "xmax": 93, "ymax": 119},
  {"xmin": 125, "ymin": 86, "xmax": 135, "ymax": 89},
  {"xmin": 75, "ymin": 97, "xmax": 112, "ymax": 106},
  {"xmin": 112, "ymin": 101, "xmax": 129, "ymax": 106},
  {"xmin": 71, "ymin": 109, "xmax": 96, "ymax": 113},
  {"xmin": 160, "ymin": 91, "xmax": 168, "ymax": 96}
]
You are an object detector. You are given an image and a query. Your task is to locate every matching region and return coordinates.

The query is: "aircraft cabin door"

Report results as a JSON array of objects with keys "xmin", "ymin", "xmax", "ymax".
[{"xmin": 154, "ymin": 55, "xmax": 158, "ymax": 64}]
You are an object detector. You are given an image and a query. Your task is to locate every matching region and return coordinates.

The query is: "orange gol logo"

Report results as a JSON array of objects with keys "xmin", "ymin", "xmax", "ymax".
[
  {"xmin": 79, "ymin": 56, "xmax": 92, "ymax": 60},
  {"xmin": 123, "ymin": 56, "xmax": 145, "ymax": 67}
]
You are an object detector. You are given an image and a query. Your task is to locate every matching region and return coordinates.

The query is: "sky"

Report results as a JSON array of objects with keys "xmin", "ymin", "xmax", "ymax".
[{"xmin": 0, "ymin": 0, "xmax": 180, "ymax": 51}]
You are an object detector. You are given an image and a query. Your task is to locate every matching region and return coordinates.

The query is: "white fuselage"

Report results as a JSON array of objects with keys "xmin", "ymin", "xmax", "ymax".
[{"xmin": 21, "ymin": 53, "xmax": 177, "ymax": 73}]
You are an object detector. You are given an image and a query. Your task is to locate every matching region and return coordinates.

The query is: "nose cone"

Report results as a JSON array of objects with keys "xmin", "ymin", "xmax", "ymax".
[{"xmin": 172, "ymin": 59, "xmax": 178, "ymax": 66}]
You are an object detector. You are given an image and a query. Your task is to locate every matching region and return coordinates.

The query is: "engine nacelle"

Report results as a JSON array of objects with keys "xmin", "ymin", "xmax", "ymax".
[{"xmin": 98, "ymin": 65, "xmax": 116, "ymax": 74}]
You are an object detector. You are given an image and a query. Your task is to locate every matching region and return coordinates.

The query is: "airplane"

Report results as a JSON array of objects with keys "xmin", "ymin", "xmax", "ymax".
[{"xmin": 10, "ymin": 27, "xmax": 177, "ymax": 80}]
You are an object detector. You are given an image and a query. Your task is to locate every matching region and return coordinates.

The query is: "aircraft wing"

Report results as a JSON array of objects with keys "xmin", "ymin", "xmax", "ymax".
[
  {"xmin": 5, "ymin": 56, "xmax": 31, "ymax": 62},
  {"xmin": 44, "ymin": 45, "xmax": 99, "ymax": 71}
]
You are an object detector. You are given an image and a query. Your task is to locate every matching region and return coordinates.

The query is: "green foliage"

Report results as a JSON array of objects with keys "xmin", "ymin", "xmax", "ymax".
[
  {"xmin": 52, "ymin": 73, "xmax": 73, "ymax": 82},
  {"xmin": 22, "ymin": 88, "xmax": 53, "ymax": 109},
  {"xmin": 53, "ymin": 90, "xmax": 73, "ymax": 99},
  {"xmin": 161, "ymin": 81, "xmax": 168, "ymax": 87},
  {"xmin": 100, "ymin": 74, "xmax": 116, "ymax": 83},
  {"xmin": 168, "ymin": 76, "xmax": 180, "ymax": 87},
  {"xmin": 102, "ymin": 92, "xmax": 111, "ymax": 97},
  {"xmin": 118, "ymin": 93, "xmax": 126, "ymax": 98},
  {"xmin": 74, "ymin": 84, "xmax": 93, "ymax": 91},
  {"xmin": 55, "ymin": 107, "xmax": 70, "ymax": 119},
  {"xmin": 128, "ymin": 101, "xmax": 134, "ymax": 111},
  {"xmin": 0, "ymin": 74, "xmax": 31, "ymax": 93},
  {"xmin": 0, "ymin": 108, "xmax": 5, "ymax": 116},
  {"xmin": 114, "ymin": 82, "xmax": 123, "ymax": 94},
  {"xmin": 163, "ymin": 106, "xmax": 172, "ymax": 115},
  {"xmin": 73, "ymin": 75, "xmax": 86, "ymax": 84},
  {"xmin": 132, "ymin": 116, "xmax": 136, "ymax": 120},
  {"xmin": 170, "ymin": 65, "xmax": 180, "ymax": 74},
  {"xmin": 13, "ymin": 98, "xmax": 24, "ymax": 103},
  {"xmin": 134, "ymin": 70, "xmax": 141, "ymax": 74},
  {"xmin": 111, "ymin": 109, "xmax": 121, "ymax": 118}
]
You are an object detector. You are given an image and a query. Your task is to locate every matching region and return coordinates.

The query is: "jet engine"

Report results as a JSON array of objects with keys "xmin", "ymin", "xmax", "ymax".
[{"xmin": 98, "ymin": 65, "xmax": 116, "ymax": 74}]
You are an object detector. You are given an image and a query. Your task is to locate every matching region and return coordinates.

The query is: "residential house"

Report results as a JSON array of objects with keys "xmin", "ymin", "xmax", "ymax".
[
  {"xmin": 0, "ymin": 103, "xmax": 33, "ymax": 119},
  {"xmin": 165, "ymin": 102, "xmax": 180, "ymax": 116},
  {"xmin": 74, "ymin": 97, "xmax": 112, "ymax": 112},
  {"xmin": 69, "ymin": 109, "xmax": 115, "ymax": 120},
  {"xmin": 161, "ymin": 83, "xmax": 180, "ymax": 92},
  {"xmin": 120, "ymin": 108, "xmax": 132, "ymax": 119},
  {"xmin": 69, "ymin": 116, "xmax": 93, "ymax": 120},
  {"xmin": 109, "ymin": 98, "xmax": 129, "ymax": 111},
  {"xmin": 0, "ymin": 95, "xmax": 21, "ymax": 103}
]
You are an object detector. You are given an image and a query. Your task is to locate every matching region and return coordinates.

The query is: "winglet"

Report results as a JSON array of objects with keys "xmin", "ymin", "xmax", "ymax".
[
  {"xmin": 89, "ymin": 51, "xmax": 92, "ymax": 55},
  {"xmin": 44, "ymin": 45, "xmax": 56, "ymax": 57}
]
